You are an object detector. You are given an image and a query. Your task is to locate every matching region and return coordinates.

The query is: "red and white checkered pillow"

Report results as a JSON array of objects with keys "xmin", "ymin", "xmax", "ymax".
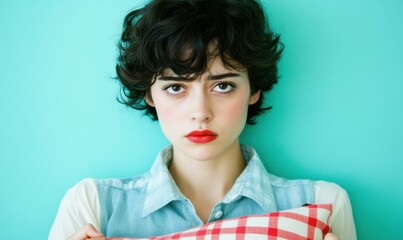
[{"xmin": 108, "ymin": 204, "xmax": 332, "ymax": 240}]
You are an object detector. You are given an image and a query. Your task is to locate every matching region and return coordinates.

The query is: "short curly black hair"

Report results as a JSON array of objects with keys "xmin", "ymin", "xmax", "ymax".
[{"xmin": 116, "ymin": 0, "xmax": 283, "ymax": 124}]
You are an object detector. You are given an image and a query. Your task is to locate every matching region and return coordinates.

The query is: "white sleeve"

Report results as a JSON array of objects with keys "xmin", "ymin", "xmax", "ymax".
[
  {"xmin": 48, "ymin": 178, "xmax": 101, "ymax": 240},
  {"xmin": 314, "ymin": 181, "xmax": 357, "ymax": 240}
]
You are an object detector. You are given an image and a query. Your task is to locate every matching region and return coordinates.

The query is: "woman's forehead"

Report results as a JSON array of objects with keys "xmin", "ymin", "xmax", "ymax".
[{"xmin": 161, "ymin": 55, "xmax": 245, "ymax": 76}]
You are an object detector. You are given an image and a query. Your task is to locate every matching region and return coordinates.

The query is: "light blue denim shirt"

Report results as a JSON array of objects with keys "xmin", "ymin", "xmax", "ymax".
[{"xmin": 97, "ymin": 145, "xmax": 315, "ymax": 238}]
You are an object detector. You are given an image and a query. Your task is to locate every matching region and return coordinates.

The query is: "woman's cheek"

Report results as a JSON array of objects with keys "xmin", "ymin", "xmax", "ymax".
[
  {"xmin": 155, "ymin": 102, "xmax": 183, "ymax": 135},
  {"xmin": 223, "ymin": 96, "xmax": 250, "ymax": 120}
]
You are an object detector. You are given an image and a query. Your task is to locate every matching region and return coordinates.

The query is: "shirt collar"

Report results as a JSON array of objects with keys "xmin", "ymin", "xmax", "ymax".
[
  {"xmin": 222, "ymin": 145, "xmax": 278, "ymax": 212},
  {"xmin": 142, "ymin": 145, "xmax": 186, "ymax": 217},
  {"xmin": 142, "ymin": 144, "xmax": 278, "ymax": 217}
]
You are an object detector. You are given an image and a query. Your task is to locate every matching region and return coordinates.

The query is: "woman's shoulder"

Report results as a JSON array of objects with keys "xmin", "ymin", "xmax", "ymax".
[
  {"xmin": 267, "ymin": 174, "xmax": 350, "ymax": 205},
  {"xmin": 67, "ymin": 172, "xmax": 151, "ymax": 197},
  {"xmin": 313, "ymin": 180, "xmax": 350, "ymax": 205},
  {"xmin": 65, "ymin": 178, "xmax": 98, "ymax": 199}
]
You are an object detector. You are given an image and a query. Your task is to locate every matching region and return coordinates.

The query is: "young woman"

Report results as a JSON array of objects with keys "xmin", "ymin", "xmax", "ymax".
[{"xmin": 49, "ymin": 0, "xmax": 356, "ymax": 239}]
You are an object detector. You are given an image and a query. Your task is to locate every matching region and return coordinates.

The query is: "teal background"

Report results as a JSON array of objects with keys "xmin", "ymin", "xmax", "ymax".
[{"xmin": 1, "ymin": 0, "xmax": 402, "ymax": 239}]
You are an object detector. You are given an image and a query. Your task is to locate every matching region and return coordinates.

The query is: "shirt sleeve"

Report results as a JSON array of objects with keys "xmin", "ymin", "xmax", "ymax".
[
  {"xmin": 48, "ymin": 178, "xmax": 101, "ymax": 240},
  {"xmin": 314, "ymin": 181, "xmax": 357, "ymax": 240}
]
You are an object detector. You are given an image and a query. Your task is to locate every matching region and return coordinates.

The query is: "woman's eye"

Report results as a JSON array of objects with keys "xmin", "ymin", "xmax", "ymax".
[
  {"xmin": 213, "ymin": 82, "xmax": 236, "ymax": 93},
  {"xmin": 164, "ymin": 84, "xmax": 185, "ymax": 95}
]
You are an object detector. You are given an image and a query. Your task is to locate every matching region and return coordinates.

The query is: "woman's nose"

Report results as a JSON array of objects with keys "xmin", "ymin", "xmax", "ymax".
[{"xmin": 191, "ymin": 92, "xmax": 213, "ymax": 122}]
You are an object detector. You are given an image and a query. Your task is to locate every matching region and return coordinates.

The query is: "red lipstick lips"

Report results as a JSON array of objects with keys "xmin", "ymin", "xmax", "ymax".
[{"xmin": 185, "ymin": 130, "xmax": 218, "ymax": 143}]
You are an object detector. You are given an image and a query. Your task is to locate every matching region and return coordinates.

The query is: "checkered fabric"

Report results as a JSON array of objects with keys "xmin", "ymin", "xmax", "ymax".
[{"xmin": 107, "ymin": 204, "xmax": 332, "ymax": 240}]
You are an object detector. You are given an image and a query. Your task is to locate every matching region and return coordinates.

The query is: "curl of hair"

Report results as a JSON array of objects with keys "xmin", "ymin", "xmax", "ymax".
[{"xmin": 116, "ymin": 0, "xmax": 283, "ymax": 124}]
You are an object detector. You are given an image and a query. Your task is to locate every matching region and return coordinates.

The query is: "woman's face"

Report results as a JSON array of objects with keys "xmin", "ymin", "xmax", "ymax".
[{"xmin": 148, "ymin": 56, "xmax": 260, "ymax": 161}]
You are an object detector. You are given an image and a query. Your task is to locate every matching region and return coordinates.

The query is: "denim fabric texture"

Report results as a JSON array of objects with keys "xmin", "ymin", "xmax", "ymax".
[{"xmin": 97, "ymin": 145, "xmax": 315, "ymax": 238}]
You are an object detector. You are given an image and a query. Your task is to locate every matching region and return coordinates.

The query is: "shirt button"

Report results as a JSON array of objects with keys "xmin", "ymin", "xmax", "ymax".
[{"xmin": 214, "ymin": 210, "xmax": 223, "ymax": 219}]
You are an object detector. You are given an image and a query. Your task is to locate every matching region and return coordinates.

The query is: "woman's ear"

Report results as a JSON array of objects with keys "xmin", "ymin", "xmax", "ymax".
[
  {"xmin": 145, "ymin": 93, "xmax": 155, "ymax": 107},
  {"xmin": 249, "ymin": 90, "xmax": 261, "ymax": 105}
]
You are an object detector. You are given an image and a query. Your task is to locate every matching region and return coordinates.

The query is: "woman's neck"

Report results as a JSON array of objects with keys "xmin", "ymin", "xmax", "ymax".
[{"xmin": 169, "ymin": 141, "xmax": 246, "ymax": 222}]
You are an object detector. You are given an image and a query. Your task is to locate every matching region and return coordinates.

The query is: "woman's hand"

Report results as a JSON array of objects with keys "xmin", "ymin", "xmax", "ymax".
[
  {"xmin": 324, "ymin": 233, "xmax": 339, "ymax": 240},
  {"xmin": 68, "ymin": 223, "xmax": 105, "ymax": 240}
]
